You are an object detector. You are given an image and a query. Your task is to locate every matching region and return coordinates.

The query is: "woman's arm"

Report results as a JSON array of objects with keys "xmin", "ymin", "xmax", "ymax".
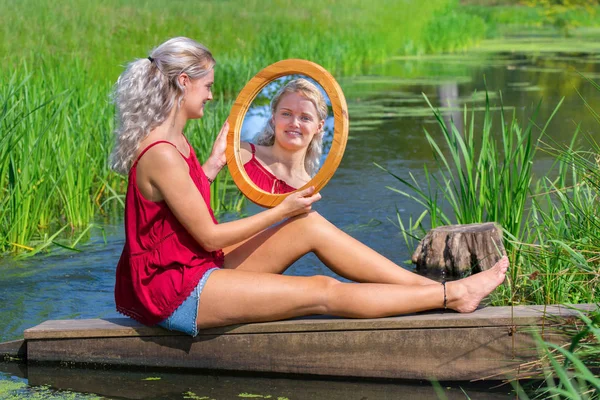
[{"xmin": 141, "ymin": 144, "xmax": 320, "ymax": 252}]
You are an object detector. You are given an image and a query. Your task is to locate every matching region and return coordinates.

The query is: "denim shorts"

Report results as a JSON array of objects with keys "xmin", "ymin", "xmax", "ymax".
[{"xmin": 157, "ymin": 268, "xmax": 218, "ymax": 337}]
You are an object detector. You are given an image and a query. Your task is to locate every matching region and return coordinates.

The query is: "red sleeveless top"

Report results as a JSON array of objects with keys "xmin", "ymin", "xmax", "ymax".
[
  {"xmin": 115, "ymin": 140, "xmax": 224, "ymax": 326},
  {"xmin": 243, "ymin": 143, "xmax": 297, "ymax": 194}
]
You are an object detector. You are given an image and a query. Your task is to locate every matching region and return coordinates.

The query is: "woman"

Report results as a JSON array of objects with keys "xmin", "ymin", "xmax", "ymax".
[
  {"xmin": 112, "ymin": 37, "xmax": 509, "ymax": 337},
  {"xmin": 241, "ymin": 78, "xmax": 326, "ymax": 194}
]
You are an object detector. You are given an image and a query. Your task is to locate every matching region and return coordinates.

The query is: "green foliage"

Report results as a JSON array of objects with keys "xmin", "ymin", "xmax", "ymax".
[
  {"xmin": 0, "ymin": 0, "xmax": 455, "ymax": 97},
  {"xmin": 523, "ymin": 0, "xmax": 599, "ymax": 35},
  {"xmin": 511, "ymin": 306, "xmax": 600, "ymax": 399},
  {"xmin": 504, "ymin": 132, "xmax": 600, "ymax": 306},
  {"xmin": 464, "ymin": 2, "xmax": 600, "ymax": 38},
  {"xmin": 384, "ymin": 81, "xmax": 599, "ymax": 305},
  {"xmin": 423, "ymin": 8, "xmax": 488, "ymax": 53},
  {"xmin": 1, "ymin": 0, "xmax": 479, "ymax": 255},
  {"xmin": 0, "ymin": 70, "xmax": 239, "ymax": 255},
  {"xmin": 379, "ymin": 90, "xmax": 550, "ymax": 251},
  {"xmin": 465, "ymin": 5, "xmax": 544, "ymax": 31}
]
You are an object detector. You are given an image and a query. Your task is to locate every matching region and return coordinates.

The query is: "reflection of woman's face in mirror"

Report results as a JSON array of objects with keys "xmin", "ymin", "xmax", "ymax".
[
  {"xmin": 272, "ymin": 91, "xmax": 324, "ymax": 155},
  {"xmin": 240, "ymin": 77, "xmax": 333, "ymax": 194}
]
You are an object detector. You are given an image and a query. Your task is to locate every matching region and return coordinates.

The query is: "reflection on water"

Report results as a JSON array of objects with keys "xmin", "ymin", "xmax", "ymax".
[
  {"xmin": 0, "ymin": 362, "xmax": 518, "ymax": 399},
  {"xmin": 1, "ymin": 49, "xmax": 599, "ymax": 398}
]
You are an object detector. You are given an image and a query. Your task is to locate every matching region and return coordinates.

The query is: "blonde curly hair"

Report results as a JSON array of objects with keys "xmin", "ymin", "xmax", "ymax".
[{"xmin": 110, "ymin": 37, "xmax": 215, "ymax": 174}]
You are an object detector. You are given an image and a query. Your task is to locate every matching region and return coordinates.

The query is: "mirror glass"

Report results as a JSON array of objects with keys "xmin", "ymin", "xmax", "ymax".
[
  {"xmin": 239, "ymin": 75, "xmax": 335, "ymax": 194},
  {"xmin": 226, "ymin": 59, "xmax": 349, "ymax": 208}
]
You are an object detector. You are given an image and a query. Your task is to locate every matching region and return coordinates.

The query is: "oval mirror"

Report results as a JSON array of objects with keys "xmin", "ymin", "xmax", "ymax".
[{"xmin": 226, "ymin": 59, "xmax": 349, "ymax": 208}]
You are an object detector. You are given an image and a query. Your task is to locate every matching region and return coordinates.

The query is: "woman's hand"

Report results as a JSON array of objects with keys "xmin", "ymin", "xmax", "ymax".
[
  {"xmin": 202, "ymin": 120, "xmax": 229, "ymax": 180},
  {"xmin": 210, "ymin": 120, "xmax": 229, "ymax": 166},
  {"xmin": 276, "ymin": 186, "xmax": 322, "ymax": 219}
]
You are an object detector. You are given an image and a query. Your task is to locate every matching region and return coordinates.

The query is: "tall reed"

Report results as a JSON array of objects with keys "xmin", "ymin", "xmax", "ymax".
[
  {"xmin": 0, "ymin": 0, "xmax": 460, "ymax": 96},
  {"xmin": 1, "ymin": 0, "xmax": 485, "ymax": 255},
  {"xmin": 0, "ymin": 70, "xmax": 236, "ymax": 255},
  {"xmin": 510, "ymin": 307, "xmax": 599, "ymax": 399},
  {"xmin": 378, "ymin": 91, "xmax": 554, "ymax": 248},
  {"xmin": 387, "ymin": 81, "xmax": 599, "ymax": 398},
  {"xmin": 383, "ymin": 87, "xmax": 598, "ymax": 306},
  {"xmin": 509, "ymin": 135, "xmax": 600, "ymax": 306}
]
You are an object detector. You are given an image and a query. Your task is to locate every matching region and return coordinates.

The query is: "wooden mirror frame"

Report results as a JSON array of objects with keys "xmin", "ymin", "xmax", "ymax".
[{"xmin": 226, "ymin": 59, "xmax": 349, "ymax": 208}]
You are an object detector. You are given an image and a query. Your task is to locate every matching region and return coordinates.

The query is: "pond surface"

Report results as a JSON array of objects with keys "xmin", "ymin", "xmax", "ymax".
[{"xmin": 2, "ymin": 38, "xmax": 600, "ymax": 398}]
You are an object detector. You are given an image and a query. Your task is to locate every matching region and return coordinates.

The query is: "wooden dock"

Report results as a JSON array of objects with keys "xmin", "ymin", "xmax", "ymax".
[{"xmin": 6, "ymin": 304, "xmax": 596, "ymax": 381}]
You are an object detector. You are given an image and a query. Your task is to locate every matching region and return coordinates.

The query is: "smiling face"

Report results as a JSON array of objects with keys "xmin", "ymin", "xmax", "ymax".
[
  {"xmin": 272, "ymin": 91, "xmax": 324, "ymax": 152},
  {"xmin": 181, "ymin": 68, "xmax": 214, "ymax": 119}
]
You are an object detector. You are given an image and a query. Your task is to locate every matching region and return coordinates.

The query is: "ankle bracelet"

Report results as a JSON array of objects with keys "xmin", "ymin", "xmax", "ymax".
[{"xmin": 442, "ymin": 281, "xmax": 447, "ymax": 310}]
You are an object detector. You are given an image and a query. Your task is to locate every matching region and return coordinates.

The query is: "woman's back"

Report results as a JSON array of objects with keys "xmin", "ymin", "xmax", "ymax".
[{"xmin": 115, "ymin": 140, "xmax": 223, "ymax": 326}]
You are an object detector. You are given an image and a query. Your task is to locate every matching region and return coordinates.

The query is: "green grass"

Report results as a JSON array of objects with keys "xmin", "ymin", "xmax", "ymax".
[
  {"xmin": 0, "ymin": 0, "xmax": 493, "ymax": 255},
  {"xmin": 383, "ymin": 81, "xmax": 599, "ymax": 306},
  {"xmin": 507, "ymin": 306, "xmax": 600, "ymax": 399},
  {"xmin": 383, "ymin": 80, "xmax": 599, "ymax": 398},
  {"xmin": 0, "ymin": 0, "xmax": 462, "ymax": 97},
  {"xmin": 464, "ymin": 3, "xmax": 600, "ymax": 37},
  {"xmin": 378, "ymin": 90, "xmax": 549, "ymax": 250},
  {"xmin": 0, "ymin": 70, "xmax": 236, "ymax": 255},
  {"xmin": 422, "ymin": 4, "xmax": 488, "ymax": 53},
  {"xmin": 509, "ymin": 133, "xmax": 600, "ymax": 306}
]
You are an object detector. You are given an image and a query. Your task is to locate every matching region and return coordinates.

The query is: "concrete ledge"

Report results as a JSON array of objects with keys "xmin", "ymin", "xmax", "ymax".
[{"xmin": 0, "ymin": 339, "xmax": 26, "ymax": 360}]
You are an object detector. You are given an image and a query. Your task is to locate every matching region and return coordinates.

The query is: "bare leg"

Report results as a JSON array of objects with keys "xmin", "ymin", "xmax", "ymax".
[
  {"xmin": 223, "ymin": 211, "xmax": 436, "ymax": 286},
  {"xmin": 197, "ymin": 257, "xmax": 509, "ymax": 329}
]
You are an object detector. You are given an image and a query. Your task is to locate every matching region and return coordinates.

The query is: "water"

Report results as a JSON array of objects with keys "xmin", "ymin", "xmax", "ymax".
[
  {"xmin": 1, "ymin": 46, "xmax": 600, "ymax": 398},
  {"xmin": 0, "ymin": 363, "xmax": 518, "ymax": 399}
]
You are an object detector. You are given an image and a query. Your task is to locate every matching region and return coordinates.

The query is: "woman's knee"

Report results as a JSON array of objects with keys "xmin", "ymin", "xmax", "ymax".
[
  {"xmin": 288, "ymin": 211, "xmax": 329, "ymax": 238},
  {"xmin": 288, "ymin": 210, "xmax": 321, "ymax": 224},
  {"xmin": 308, "ymin": 274, "xmax": 340, "ymax": 314}
]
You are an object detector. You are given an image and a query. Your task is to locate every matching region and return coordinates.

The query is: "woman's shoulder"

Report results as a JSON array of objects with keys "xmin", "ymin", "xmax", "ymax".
[
  {"xmin": 136, "ymin": 142, "xmax": 190, "ymax": 186},
  {"xmin": 240, "ymin": 141, "xmax": 253, "ymax": 164},
  {"xmin": 240, "ymin": 142, "xmax": 272, "ymax": 164},
  {"xmin": 137, "ymin": 142, "xmax": 187, "ymax": 168},
  {"xmin": 133, "ymin": 141, "xmax": 191, "ymax": 202}
]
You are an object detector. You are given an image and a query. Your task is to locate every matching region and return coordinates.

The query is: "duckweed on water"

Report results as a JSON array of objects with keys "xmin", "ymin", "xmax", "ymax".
[
  {"xmin": 507, "ymin": 81, "xmax": 534, "ymax": 87},
  {"xmin": 511, "ymin": 85, "xmax": 544, "ymax": 92},
  {"xmin": 472, "ymin": 35, "xmax": 600, "ymax": 54},
  {"xmin": 183, "ymin": 392, "xmax": 213, "ymax": 400},
  {"xmin": 236, "ymin": 394, "xmax": 289, "ymax": 400},
  {"xmin": 0, "ymin": 380, "xmax": 27, "ymax": 397},
  {"xmin": 343, "ymin": 76, "xmax": 473, "ymax": 86},
  {"xmin": 0, "ymin": 379, "xmax": 105, "ymax": 400},
  {"xmin": 390, "ymin": 54, "xmax": 517, "ymax": 68},
  {"xmin": 355, "ymin": 105, "xmax": 515, "ymax": 120}
]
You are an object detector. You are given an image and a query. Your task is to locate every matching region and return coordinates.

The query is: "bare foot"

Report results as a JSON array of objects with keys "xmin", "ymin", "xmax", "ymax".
[{"xmin": 446, "ymin": 256, "xmax": 509, "ymax": 313}]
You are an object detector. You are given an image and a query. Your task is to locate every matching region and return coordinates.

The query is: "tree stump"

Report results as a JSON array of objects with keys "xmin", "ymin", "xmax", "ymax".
[{"xmin": 411, "ymin": 223, "xmax": 506, "ymax": 279}]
